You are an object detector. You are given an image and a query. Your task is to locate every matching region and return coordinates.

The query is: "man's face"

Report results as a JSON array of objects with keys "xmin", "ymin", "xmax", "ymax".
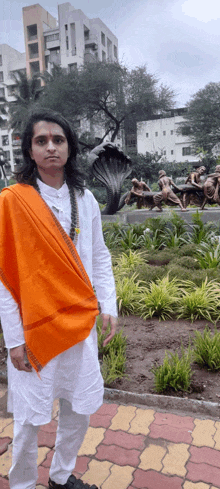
[{"xmin": 29, "ymin": 121, "xmax": 70, "ymax": 174}]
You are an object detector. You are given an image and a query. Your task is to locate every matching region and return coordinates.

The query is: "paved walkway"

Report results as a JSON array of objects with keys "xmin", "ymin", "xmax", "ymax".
[{"xmin": 1, "ymin": 385, "xmax": 220, "ymax": 488}]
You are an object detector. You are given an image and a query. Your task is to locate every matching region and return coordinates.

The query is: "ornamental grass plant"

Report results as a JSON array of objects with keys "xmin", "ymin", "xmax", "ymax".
[
  {"xmin": 152, "ymin": 346, "xmax": 193, "ymax": 393},
  {"xmin": 96, "ymin": 317, "xmax": 127, "ymax": 384},
  {"xmin": 177, "ymin": 279, "xmax": 220, "ymax": 322},
  {"xmin": 115, "ymin": 273, "xmax": 143, "ymax": 316},
  {"xmin": 193, "ymin": 327, "xmax": 220, "ymax": 371},
  {"xmin": 138, "ymin": 275, "xmax": 181, "ymax": 320}
]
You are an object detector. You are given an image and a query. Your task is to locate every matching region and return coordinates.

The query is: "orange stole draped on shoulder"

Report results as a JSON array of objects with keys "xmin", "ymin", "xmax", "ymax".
[{"xmin": 0, "ymin": 184, "xmax": 99, "ymax": 372}]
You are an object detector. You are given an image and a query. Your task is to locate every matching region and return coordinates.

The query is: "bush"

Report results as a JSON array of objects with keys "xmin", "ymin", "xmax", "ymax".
[
  {"xmin": 166, "ymin": 264, "xmax": 196, "ymax": 283},
  {"xmin": 177, "ymin": 279, "xmax": 220, "ymax": 322},
  {"xmin": 115, "ymin": 273, "xmax": 143, "ymax": 315},
  {"xmin": 171, "ymin": 256, "xmax": 200, "ymax": 270},
  {"xmin": 152, "ymin": 346, "xmax": 192, "ymax": 393},
  {"xmin": 196, "ymin": 242, "xmax": 220, "ymax": 269},
  {"xmin": 138, "ymin": 275, "xmax": 181, "ymax": 320},
  {"xmin": 96, "ymin": 316, "xmax": 127, "ymax": 384},
  {"xmin": 177, "ymin": 243, "xmax": 198, "ymax": 257},
  {"xmin": 193, "ymin": 327, "xmax": 220, "ymax": 371},
  {"xmin": 135, "ymin": 263, "xmax": 166, "ymax": 285}
]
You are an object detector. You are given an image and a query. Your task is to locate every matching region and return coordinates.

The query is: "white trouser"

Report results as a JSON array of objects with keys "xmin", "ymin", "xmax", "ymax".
[{"xmin": 9, "ymin": 398, "xmax": 90, "ymax": 489}]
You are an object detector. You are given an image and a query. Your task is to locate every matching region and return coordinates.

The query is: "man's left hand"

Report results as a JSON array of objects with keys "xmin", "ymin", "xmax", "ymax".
[{"xmin": 101, "ymin": 314, "xmax": 117, "ymax": 347}]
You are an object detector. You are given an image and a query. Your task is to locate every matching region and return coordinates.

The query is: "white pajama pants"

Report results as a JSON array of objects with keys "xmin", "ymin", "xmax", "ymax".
[{"xmin": 9, "ymin": 398, "xmax": 90, "ymax": 489}]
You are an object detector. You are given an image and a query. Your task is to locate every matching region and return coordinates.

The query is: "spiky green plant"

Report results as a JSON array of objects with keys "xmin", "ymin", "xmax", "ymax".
[
  {"xmin": 152, "ymin": 345, "xmax": 193, "ymax": 393},
  {"xmin": 114, "ymin": 250, "xmax": 147, "ymax": 276},
  {"xmin": 138, "ymin": 275, "xmax": 181, "ymax": 320},
  {"xmin": 196, "ymin": 242, "xmax": 220, "ymax": 269},
  {"xmin": 193, "ymin": 327, "xmax": 220, "ymax": 371},
  {"xmin": 115, "ymin": 273, "xmax": 143, "ymax": 315},
  {"xmin": 178, "ymin": 279, "xmax": 220, "ymax": 322}
]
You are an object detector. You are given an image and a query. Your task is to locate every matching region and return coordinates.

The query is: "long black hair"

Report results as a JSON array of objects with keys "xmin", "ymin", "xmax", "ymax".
[{"xmin": 15, "ymin": 108, "xmax": 85, "ymax": 194}]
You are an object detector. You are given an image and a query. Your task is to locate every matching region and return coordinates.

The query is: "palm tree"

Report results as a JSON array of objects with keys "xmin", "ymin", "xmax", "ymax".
[{"xmin": 8, "ymin": 70, "xmax": 43, "ymax": 134}]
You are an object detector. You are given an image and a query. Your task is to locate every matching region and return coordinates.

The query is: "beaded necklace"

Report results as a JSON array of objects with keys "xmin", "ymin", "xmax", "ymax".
[{"xmin": 34, "ymin": 178, "xmax": 80, "ymax": 245}]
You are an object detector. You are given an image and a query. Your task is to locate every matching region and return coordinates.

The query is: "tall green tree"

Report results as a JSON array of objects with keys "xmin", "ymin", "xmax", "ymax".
[
  {"xmin": 182, "ymin": 82, "xmax": 220, "ymax": 154},
  {"xmin": 41, "ymin": 62, "xmax": 175, "ymax": 143}
]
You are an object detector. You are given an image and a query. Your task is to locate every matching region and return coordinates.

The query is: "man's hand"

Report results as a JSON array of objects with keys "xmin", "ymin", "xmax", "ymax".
[
  {"xmin": 101, "ymin": 314, "xmax": 117, "ymax": 347},
  {"xmin": 10, "ymin": 344, "xmax": 32, "ymax": 372}
]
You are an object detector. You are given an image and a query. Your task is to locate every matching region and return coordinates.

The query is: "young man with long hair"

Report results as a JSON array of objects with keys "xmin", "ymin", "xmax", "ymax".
[{"xmin": 0, "ymin": 109, "xmax": 117, "ymax": 489}]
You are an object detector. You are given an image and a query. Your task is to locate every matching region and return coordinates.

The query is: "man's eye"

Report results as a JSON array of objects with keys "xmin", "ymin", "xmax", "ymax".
[
  {"xmin": 55, "ymin": 138, "xmax": 63, "ymax": 144},
  {"xmin": 37, "ymin": 139, "xmax": 45, "ymax": 145}
]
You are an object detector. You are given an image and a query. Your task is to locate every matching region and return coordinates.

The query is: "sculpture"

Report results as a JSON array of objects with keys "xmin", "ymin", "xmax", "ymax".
[
  {"xmin": 200, "ymin": 165, "xmax": 220, "ymax": 210},
  {"xmin": 182, "ymin": 166, "xmax": 206, "ymax": 208},
  {"xmin": 88, "ymin": 142, "xmax": 132, "ymax": 215},
  {"xmin": 125, "ymin": 178, "xmax": 151, "ymax": 209},
  {"xmin": 150, "ymin": 170, "xmax": 187, "ymax": 212}
]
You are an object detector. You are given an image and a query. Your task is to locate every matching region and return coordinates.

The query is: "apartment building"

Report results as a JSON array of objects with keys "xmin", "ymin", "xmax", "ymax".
[
  {"xmin": 0, "ymin": 3, "xmax": 119, "ymax": 173},
  {"xmin": 137, "ymin": 108, "xmax": 200, "ymax": 163},
  {"xmin": 0, "ymin": 44, "xmax": 26, "ymax": 169}
]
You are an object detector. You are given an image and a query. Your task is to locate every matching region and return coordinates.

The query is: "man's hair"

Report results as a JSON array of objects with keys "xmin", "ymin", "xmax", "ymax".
[{"xmin": 15, "ymin": 108, "xmax": 85, "ymax": 193}]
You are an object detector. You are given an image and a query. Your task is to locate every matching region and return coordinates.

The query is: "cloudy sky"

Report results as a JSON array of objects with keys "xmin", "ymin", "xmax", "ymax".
[{"xmin": 1, "ymin": 0, "xmax": 220, "ymax": 107}]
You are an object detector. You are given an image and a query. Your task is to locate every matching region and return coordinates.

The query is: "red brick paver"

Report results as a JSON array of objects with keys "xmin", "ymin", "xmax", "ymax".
[
  {"xmin": 190, "ymin": 445, "xmax": 220, "ymax": 468},
  {"xmin": 96, "ymin": 444, "xmax": 141, "ymax": 466},
  {"xmin": 102, "ymin": 429, "xmax": 145, "ymax": 450},
  {"xmin": 0, "ymin": 438, "xmax": 11, "ymax": 455},
  {"xmin": 132, "ymin": 468, "xmax": 183, "ymax": 489},
  {"xmin": 149, "ymin": 422, "xmax": 192, "ymax": 443},
  {"xmin": 0, "ymin": 477, "xmax": 10, "ymax": 489},
  {"xmin": 186, "ymin": 461, "xmax": 220, "ymax": 486}
]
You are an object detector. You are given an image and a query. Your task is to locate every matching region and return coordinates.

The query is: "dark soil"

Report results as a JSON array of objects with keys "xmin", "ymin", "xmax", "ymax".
[
  {"xmin": 109, "ymin": 315, "xmax": 220, "ymax": 403},
  {"xmin": 1, "ymin": 318, "xmax": 220, "ymax": 403}
]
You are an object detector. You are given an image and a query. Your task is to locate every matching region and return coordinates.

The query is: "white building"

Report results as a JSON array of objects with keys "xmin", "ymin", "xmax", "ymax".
[
  {"xmin": 0, "ymin": 44, "xmax": 26, "ymax": 170},
  {"xmin": 0, "ymin": 2, "xmax": 119, "ymax": 173},
  {"xmin": 137, "ymin": 108, "xmax": 200, "ymax": 163}
]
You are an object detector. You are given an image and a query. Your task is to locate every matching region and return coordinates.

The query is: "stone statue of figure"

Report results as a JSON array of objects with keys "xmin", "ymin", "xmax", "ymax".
[
  {"xmin": 200, "ymin": 165, "xmax": 220, "ymax": 210},
  {"xmin": 125, "ymin": 178, "xmax": 151, "ymax": 208},
  {"xmin": 182, "ymin": 165, "xmax": 206, "ymax": 208},
  {"xmin": 150, "ymin": 170, "xmax": 187, "ymax": 212}
]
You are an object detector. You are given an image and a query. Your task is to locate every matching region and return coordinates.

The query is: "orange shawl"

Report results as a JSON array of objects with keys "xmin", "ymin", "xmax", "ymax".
[{"xmin": 0, "ymin": 184, "xmax": 99, "ymax": 372}]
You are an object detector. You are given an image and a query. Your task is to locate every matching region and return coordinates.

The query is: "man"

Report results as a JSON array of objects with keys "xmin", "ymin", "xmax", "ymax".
[
  {"xmin": 0, "ymin": 109, "xmax": 117, "ymax": 489},
  {"xmin": 150, "ymin": 170, "xmax": 187, "ymax": 212},
  {"xmin": 182, "ymin": 165, "xmax": 206, "ymax": 208},
  {"xmin": 125, "ymin": 178, "xmax": 151, "ymax": 208},
  {"xmin": 200, "ymin": 165, "xmax": 220, "ymax": 210}
]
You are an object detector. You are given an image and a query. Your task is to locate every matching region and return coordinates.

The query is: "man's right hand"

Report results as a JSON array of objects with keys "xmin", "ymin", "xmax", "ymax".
[{"xmin": 10, "ymin": 344, "xmax": 32, "ymax": 372}]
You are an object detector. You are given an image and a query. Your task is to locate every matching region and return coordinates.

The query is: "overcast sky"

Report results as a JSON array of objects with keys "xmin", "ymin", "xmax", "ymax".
[{"xmin": 1, "ymin": 0, "xmax": 220, "ymax": 107}]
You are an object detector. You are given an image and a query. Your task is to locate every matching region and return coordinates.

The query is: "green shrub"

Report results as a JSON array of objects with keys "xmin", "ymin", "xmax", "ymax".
[
  {"xmin": 152, "ymin": 346, "xmax": 192, "ymax": 393},
  {"xmin": 138, "ymin": 275, "xmax": 181, "ymax": 320},
  {"xmin": 166, "ymin": 264, "xmax": 195, "ymax": 283},
  {"xmin": 96, "ymin": 317, "xmax": 127, "ymax": 384},
  {"xmin": 177, "ymin": 279, "xmax": 220, "ymax": 322},
  {"xmin": 196, "ymin": 242, "xmax": 220, "ymax": 269},
  {"xmin": 177, "ymin": 243, "xmax": 198, "ymax": 257},
  {"xmin": 114, "ymin": 250, "xmax": 147, "ymax": 277},
  {"xmin": 193, "ymin": 327, "xmax": 220, "ymax": 371},
  {"xmin": 115, "ymin": 273, "xmax": 143, "ymax": 315},
  {"xmin": 170, "ymin": 256, "xmax": 200, "ymax": 270},
  {"xmin": 189, "ymin": 211, "xmax": 216, "ymax": 245},
  {"xmin": 135, "ymin": 263, "xmax": 166, "ymax": 285}
]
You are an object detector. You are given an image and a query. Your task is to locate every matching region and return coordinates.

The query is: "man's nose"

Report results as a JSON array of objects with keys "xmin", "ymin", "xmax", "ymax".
[{"xmin": 47, "ymin": 139, "xmax": 56, "ymax": 150}]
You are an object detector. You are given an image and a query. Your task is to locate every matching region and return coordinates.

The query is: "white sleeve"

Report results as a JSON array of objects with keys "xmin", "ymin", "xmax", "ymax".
[
  {"xmin": 92, "ymin": 200, "xmax": 118, "ymax": 318},
  {"xmin": 0, "ymin": 280, "xmax": 25, "ymax": 348}
]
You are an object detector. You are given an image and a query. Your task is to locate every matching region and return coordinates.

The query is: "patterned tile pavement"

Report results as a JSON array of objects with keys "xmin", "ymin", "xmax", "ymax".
[{"xmin": 1, "ymin": 384, "xmax": 220, "ymax": 488}]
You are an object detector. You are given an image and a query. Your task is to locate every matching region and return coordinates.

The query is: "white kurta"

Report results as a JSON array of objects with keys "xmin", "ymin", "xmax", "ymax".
[{"xmin": 0, "ymin": 180, "xmax": 117, "ymax": 425}]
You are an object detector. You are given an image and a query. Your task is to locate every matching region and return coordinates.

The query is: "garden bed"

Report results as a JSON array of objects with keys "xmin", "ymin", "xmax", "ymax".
[{"xmin": 109, "ymin": 315, "xmax": 220, "ymax": 403}]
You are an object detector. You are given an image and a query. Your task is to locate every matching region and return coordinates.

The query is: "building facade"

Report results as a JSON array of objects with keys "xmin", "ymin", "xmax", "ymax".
[
  {"xmin": 137, "ymin": 108, "xmax": 200, "ymax": 163},
  {"xmin": 0, "ymin": 2, "xmax": 119, "ymax": 172}
]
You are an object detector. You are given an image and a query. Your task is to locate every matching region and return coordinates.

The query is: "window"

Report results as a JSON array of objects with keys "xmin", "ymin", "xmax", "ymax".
[
  {"xmin": 4, "ymin": 150, "xmax": 10, "ymax": 160},
  {"xmin": 28, "ymin": 42, "xmax": 39, "ymax": 60},
  {"xmin": 2, "ymin": 135, "xmax": 9, "ymax": 146},
  {"xmin": 146, "ymin": 133, "xmax": 149, "ymax": 138},
  {"xmin": 114, "ymin": 45, "xmax": 117, "ymax": 58},
  {"xmin": 66, "ymin": 36, "xmax": 69, "ymax": 50},
  {"xmin": 182, "ymin": 147, "xmax": 191, "ymax": 156},
  {"xmin": 102, "ymin": 50, "xmax": 106, "ymax": 61},
  {"xmin": 163, "ymin": 150, "xmax": 166, "ymax": 155},
  {"xmin": 171, "ymin": 150, "xmax": 174, "ymax": 155},
  {"xmin": 0, "ymin": 55, "xmax": 2, "ymax": 66},
  {"xmin": 101, "ymin": 32, "xmax": 105, "ymax": 46},
  {"xmin": 170, "ymin": 130, "xmax": 173, "ymax": 135},
  {"xmin": 29, "ymin": 61, "xmax": 39, "ymax": 76},
  {"xmin": 45, "ymin": 55, "xmax": 49, "ymax": 69},
  {"xmin": 0, "ymin": 87, "xmax": 5, "ymax": 99},
  {"xmin": 0, "ymin": 72, "xmax": 3, "ymax": 82},
  {"xmin": 163, "ymin": 131, "xmax": 166, "ymax": 136},
  {"xmin": 155, "ymin": 132, "xmax": 158, "ymax": 137},
  {"xmin": 7, "ymin": 85, "xmax": 16, "ymax": 96},
  {"xmin": 27, "ymin": 24, "xmax": 37, "ymax": 41},
  {"xmin": 84, "ymin": 27, "xmax": 89, "ymax": 40},
  {"xmin": 65, "ymin": 24, "xmax": 68, "ymax": 31},
  {"xmin": 0, "ymin": 120, "xmax": 7, "ymax": 129}
]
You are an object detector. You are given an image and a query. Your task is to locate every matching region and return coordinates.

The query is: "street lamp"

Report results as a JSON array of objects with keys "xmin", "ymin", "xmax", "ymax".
[{"xmin": 0, "ymin": 148, "xmax": 8, "ymax": 187}]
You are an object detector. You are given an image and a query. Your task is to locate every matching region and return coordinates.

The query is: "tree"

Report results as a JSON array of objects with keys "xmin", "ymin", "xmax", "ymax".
[
  {"xmin": 41, "ymin": 62, "xmax": 175, "ymax": 143},
  {"xmin": 181, "ymin": 82, "xmax": 220, "ymax": 154},
  {"xmin": 8, "ymin": 70, "xmax": 43, "ymax": 133}
]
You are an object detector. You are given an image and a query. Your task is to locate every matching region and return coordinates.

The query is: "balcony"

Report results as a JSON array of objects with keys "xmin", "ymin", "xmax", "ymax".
[{"xmin": 84, "ymin": 35, "xmax": 98, "ymax": 50}]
